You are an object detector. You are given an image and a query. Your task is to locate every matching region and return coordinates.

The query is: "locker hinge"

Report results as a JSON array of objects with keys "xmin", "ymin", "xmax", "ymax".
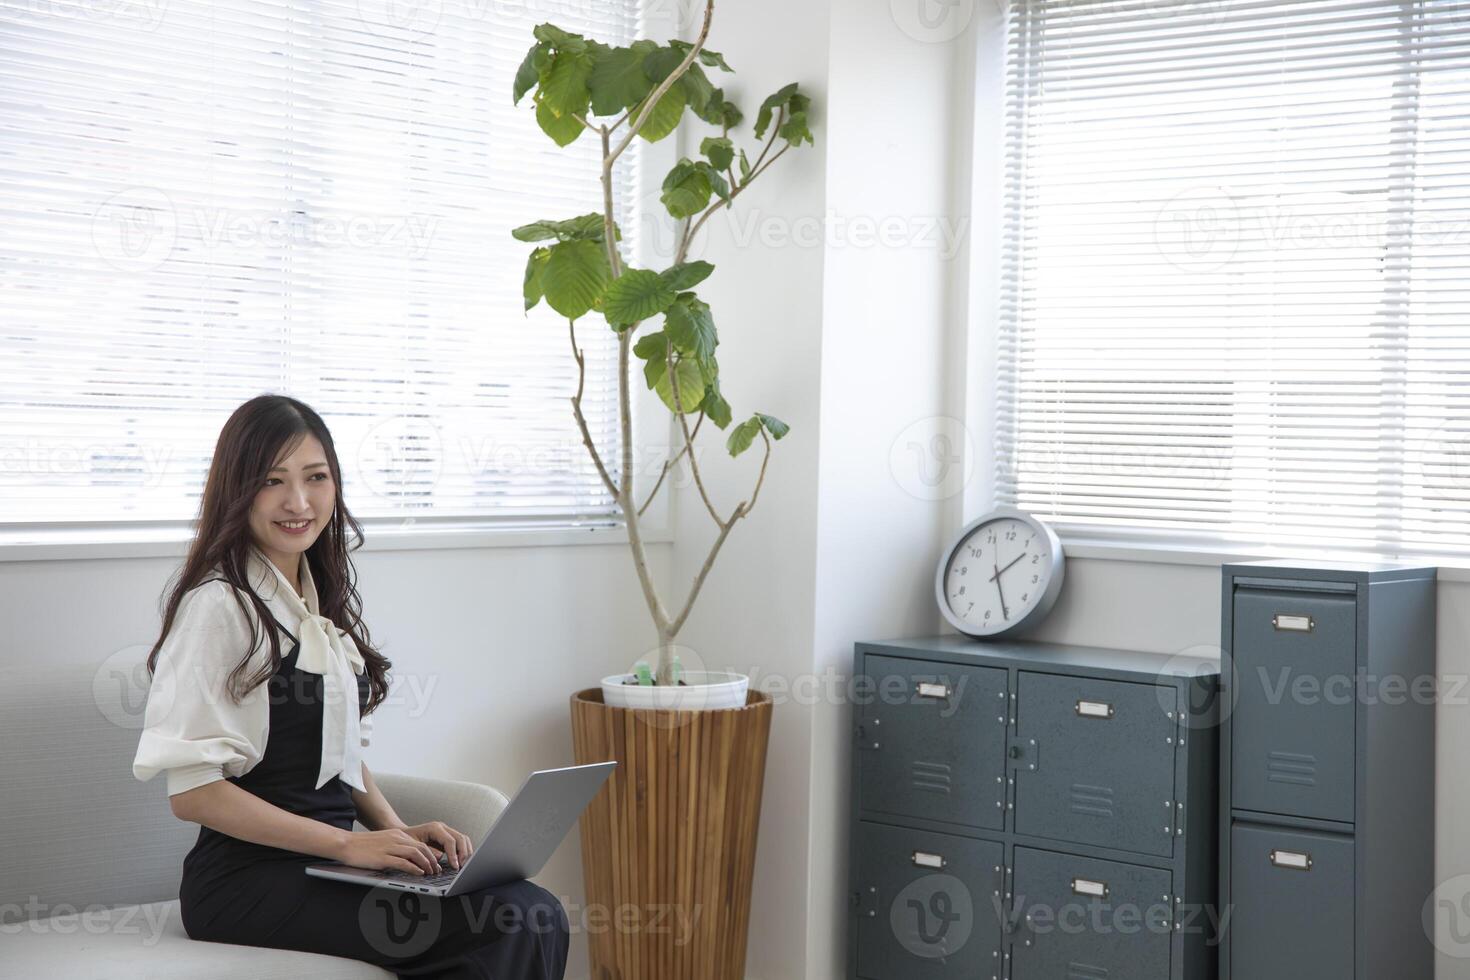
[
  {"xmin": 1007, "ymin": 734, "xmax": 1040, "ymax": 773},
  {"xmin": 855, "ymin": 885, "xmax": 879, "ymax": 918},
  {"xmin": 853, "ymin": 720, "xmax": 881, "ymax": 751}
]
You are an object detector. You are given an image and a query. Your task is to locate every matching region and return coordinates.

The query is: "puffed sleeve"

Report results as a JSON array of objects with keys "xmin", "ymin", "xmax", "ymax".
[{"xmin": 132, "ymin": 580, "xmax": 270, "ymax": 796}]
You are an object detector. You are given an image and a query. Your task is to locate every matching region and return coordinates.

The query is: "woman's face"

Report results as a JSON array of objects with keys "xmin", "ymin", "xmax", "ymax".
[{"xmin": 248, "ymin": 433, "xmax": 336, "ymax": 579}]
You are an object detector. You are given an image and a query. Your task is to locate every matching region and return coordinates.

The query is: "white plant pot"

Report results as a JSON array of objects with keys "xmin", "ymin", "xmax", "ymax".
[{"xmin": 600, "ymin": 671, "xmax": 750, "ymax": 711}]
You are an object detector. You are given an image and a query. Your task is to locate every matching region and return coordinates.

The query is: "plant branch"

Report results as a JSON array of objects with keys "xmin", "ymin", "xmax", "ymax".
[
  {"xmin": 665, "ymin": 342, "xmax": 723, "ymax": 524},
  {"xmin": 606, "ymin": 0, "xmax": 714, "ymax": 168},
  {"xmin": 567, "ymin": 319, "xmax": 619, "ymax": 499},
  {"xmin": 637, "ymin": 411, "xmax": 704, "ymax": 517},
  {"xmin": 667, "ymin": 429, "xmax": 770, "ymax": 637}
]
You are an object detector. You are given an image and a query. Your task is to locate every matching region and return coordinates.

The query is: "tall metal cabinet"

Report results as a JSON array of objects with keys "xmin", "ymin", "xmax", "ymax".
[
  {"xmin": 848, "ymin": 636, "xmax": 1222, "ymax": 980},
  {"xmin": 1219, "ymin": 560, "xmax": 1437, "ymax": 980}
]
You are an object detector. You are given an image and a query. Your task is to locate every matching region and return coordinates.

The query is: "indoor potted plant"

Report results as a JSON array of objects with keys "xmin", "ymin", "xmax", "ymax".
[{"xmin": 511, "ymin": 2, "xmax": 814, "ymax": 976}]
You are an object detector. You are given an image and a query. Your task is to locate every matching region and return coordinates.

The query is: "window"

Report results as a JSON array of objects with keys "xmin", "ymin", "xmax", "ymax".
[
  {"xmin": 1, "ymin": 0, "xmax": 646, "ymax": 530},
  {"xmin": 998, "ymin": 0, "xmax": 1470, "ymax": 559}
]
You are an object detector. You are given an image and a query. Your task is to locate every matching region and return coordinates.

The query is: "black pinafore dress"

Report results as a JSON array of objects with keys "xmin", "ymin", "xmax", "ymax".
[{"xmin": 176, "ymin": 605, "xmax": 569, "ymax": 980}]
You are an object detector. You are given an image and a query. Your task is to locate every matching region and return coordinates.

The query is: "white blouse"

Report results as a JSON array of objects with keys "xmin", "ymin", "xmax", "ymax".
[{"xmin": 132, "ymin": 545, "xmax": 372, "ymax": 797}]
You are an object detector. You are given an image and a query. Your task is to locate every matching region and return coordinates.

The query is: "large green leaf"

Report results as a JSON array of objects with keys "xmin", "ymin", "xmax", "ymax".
[
  {"xmin": 700, "ymin": 136, "xmax": 734, "ymax": 172},
  {"xmin": 539, "ymin": 49, "xmax": 593, "ymax": 120},
  {"xmin": 757, "ymin": 413, "xmax": 790, "ymax": 439},
  {"xmin": 532, "ymin": 23, "xmax": 587, "ymax": 52},
  {"xmin": 601, "ymin": 268, "xmax": 676, "ymax": 325},
  {"xmin": 660, "ymin": 261, "xmax": 714, "ymax": 291},
  {"xmin": 680, "ymin": 63, "xmax": 714, "ymax": 114},
  {"xmin": 522, "ymin": 246, "xmax": 551, "ymax": 311},
  {"xmin": 511, "ymin": 213, "xmax": 617, "ymax": 243},
  {"xmin": 669, "ymin": 39, "xmax": 733, "ymax": 72},
  {"xmin": 654, "ymin": 357, "xmax": 705, "ymax": 413},
  {"xmin": 665, "ymin": 294, "xmax": 717, "ymax": 363},
  {"xmin": 541, "ymin": 240, "xmax": 611, "ymax": 320},
  {"xmin": 726, "ymin": 416, "xmax": 762, "ymax": 457},
  {"xmin": 513, "ymin": 42, "xmax": 550, "ymax": 104},
  {"xmin": 660, "ymin": 159, "xmax": 710, "ymax": 219},
  {"xmin": 699, "ymin": 372, "xmax": 732, "ymax": 429},
  {"xmin": 588, "ymin": 41, "xmax": 656, "ymax": 115},
  {"xmin": 635, "ymin": 82, "xmax": 687, "ymax": 143},
  {"xmin": 535, "ymin": 97, "xmax": 584, "ymax": 146}
]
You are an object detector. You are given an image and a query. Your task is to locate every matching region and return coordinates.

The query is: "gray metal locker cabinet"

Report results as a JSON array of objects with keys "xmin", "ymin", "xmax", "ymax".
[
  {"xmin": 849, "ymin": 636, "xmax": 1221, "ymax": 980},
  {"xmin": 1219, "ymin": 560, "xmax": 1437, "ymax": 980}
]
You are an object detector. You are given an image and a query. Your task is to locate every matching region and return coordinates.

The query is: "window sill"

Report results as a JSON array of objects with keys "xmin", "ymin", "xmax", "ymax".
[
  {"xmin": 0, "ymin": 520, "xmax": 670, "ymax": 563},
  {"xmin": 1060, "ymin": 534, "xmax": 1470, "ymax": 584}
]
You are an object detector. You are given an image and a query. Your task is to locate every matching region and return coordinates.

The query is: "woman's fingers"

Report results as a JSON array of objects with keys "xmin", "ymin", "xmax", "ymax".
[{"xmin": 392, "ymin": 841, "xmax": 437, "ymax": 873}]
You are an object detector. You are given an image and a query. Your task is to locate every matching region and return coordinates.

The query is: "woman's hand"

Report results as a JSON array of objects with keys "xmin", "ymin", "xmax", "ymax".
[
  {"xmin": 401, "ymin": 821, "xmax": 475, "ymax": 871},
  {"xmin": 334, "ymin": 828, "xmax": 443, "ymax": 876}
]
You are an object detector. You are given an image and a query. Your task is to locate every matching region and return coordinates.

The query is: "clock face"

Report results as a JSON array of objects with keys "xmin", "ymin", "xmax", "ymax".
[{"xmin": 941, "ymin": 514, "xmax": 1058, "ymax": 636}]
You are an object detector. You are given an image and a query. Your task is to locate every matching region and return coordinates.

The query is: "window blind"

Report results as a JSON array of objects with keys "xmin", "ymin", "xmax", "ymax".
[
  {"xmin": 998, "ymin": 0, "xmax": 1470, "ymax": 559},
  {"xmin": 1, "ymin": 0, "xmax": 644, "ymax": 528}
]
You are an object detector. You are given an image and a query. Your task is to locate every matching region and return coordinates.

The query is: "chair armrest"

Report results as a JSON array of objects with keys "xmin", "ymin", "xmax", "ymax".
[{"xmin": 364, "ymin": 771, "xmax": 510, "ymax": 842}]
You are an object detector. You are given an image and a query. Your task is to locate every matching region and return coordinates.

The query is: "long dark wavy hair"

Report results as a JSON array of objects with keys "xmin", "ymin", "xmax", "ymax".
[{"xmin": 146, "ymin": 394, "xmax": 391, "ymax": 714}]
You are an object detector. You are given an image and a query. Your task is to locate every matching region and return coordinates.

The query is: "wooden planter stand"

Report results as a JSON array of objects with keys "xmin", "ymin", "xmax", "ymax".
[{"xmin": 570, "ymin": 687, "xmax": 774, "ymax": 980}]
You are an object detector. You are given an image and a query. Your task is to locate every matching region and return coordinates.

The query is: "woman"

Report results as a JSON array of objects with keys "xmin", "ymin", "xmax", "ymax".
[{"xmin": 132, "ymin": 394, "xmax": 569, "ymax": 978}]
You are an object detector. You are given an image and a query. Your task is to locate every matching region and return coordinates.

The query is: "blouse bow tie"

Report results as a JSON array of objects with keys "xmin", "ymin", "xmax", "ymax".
[
  {"xmin": 254, "ymin": 551, "xmax": 369, "ymax": 794},
  {"xmin": 291, "ymin": 609, "xmax": 368, "ymax": 793}
]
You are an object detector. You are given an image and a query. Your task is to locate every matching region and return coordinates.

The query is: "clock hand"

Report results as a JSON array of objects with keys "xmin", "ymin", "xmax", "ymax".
[
  {"xmin": 993, "ymin": 564, "xmax": 1010, "ymax": 620},
  {"xmin": 989, "ymin": 552, "xmax": 1026, "ymax": 581}
]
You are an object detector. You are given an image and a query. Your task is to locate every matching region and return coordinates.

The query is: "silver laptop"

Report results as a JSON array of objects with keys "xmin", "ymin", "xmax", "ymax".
[{"xmin": 305, "ymin": 761, "xmax": 615, "ymax": 897}]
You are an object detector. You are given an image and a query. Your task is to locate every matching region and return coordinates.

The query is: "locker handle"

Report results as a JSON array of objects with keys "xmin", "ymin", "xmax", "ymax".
[
  {"xmin": 1071, "ymin": 877, "xmax": 1109, "ymax": 898},
  {"xmin": 1270, "ymin": 849, "xmax": 1313, "ymax": 871},
  {"xmin": 911, "ymin": 850, "xmax": 946, "ymax": 870},
  {"xmin": 1272, "ymin": 613, "xmax": 1315, "ymax": 633},
  {"xmin": 1075, "ymin": 700, "xmax": 1114, "ymax": 719},
  {"xmin": 915, "ymin": 681, "xmax": 951, "ymax": 700}
]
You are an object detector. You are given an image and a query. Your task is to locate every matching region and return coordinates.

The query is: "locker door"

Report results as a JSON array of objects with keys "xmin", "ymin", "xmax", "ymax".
[
  {"xmin": 1228, "ymin": 822, "xmax": 1354, "ymax": 980},
  {"xmin": 1013, "ymin": 672, "xmax": 1178, "ymax": 857},
  {"xmin": 1231, "ymin": 587, "xmax": 1357, "ymax": 822},
  {"xmin": 1010, "ymin": 846, "xmax": 1173, "ymax": 980},
  {"xmin": 859, "ymin": 655, "xmax": 1010, "ymax": 830},
  {"xmin": 853, "ymin": 821, "xmax": 1005, "ymax": 980}
]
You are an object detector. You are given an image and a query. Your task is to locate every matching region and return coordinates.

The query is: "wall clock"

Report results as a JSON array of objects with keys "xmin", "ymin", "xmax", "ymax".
[{"xmin": 935, "ymin": 506, "xmax": 1065, "ymax": 639}]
